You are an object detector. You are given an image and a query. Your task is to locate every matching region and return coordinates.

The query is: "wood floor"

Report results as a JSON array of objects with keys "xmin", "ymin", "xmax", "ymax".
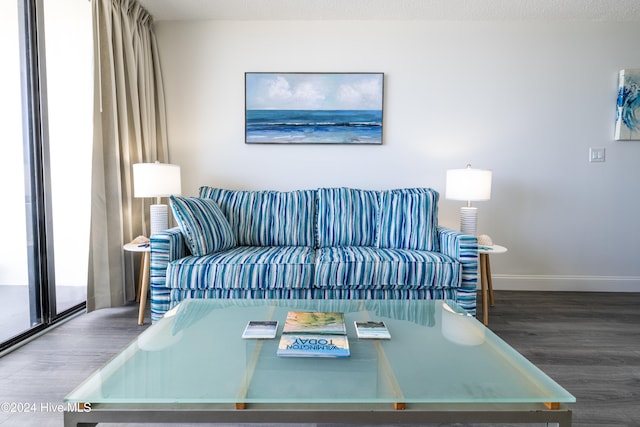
[{"xmin": 0, "ymin": 291, "xmax": 638, "ymax": 427}]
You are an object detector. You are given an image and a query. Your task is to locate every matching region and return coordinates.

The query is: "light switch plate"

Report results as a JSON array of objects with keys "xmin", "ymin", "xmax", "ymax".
[{"xmin": 589, "ymin": 147, "xmax": 605, "ymax": 163}]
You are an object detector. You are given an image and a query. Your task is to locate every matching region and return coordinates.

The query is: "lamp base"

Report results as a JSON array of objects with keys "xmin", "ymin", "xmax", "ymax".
[
  {"xmin": 459, "ymin": 206, "xmax": 478, "ymax": 236},
  {"xmin": 150, "ymin": 204, "xmax": 169, "ymax": 237}
]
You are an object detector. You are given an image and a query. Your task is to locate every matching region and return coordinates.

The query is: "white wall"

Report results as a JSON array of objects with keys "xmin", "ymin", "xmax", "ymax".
[{"xmin": 154, "ymin": 20, "xmax": 640, "ymax": 291}]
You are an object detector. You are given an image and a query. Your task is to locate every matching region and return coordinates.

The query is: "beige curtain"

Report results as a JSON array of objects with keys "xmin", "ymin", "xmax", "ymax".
[{"xmin": 87, "ymin": 0, "xmax": 168, "ymax": 311}]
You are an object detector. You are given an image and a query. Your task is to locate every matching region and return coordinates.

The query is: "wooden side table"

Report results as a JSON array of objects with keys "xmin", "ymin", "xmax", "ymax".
[
  {"xmin": 478, "ymin": 244, "xmax": 507, "ymax": 326},
  {"xmin": 123, "ymin": 242, "xmax": 151, "ymax": 325}
]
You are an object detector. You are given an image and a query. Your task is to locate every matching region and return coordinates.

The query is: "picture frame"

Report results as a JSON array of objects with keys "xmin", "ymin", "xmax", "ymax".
[
  {"xmin": 245, "ymin": 72, "xmax": 384, "ymax": 144},
  {"xmin": 615, "ymin": 69, "xmax": 640, "ymax": 141}
]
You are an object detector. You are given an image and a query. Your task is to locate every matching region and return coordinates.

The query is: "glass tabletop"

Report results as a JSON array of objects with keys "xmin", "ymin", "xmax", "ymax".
[{"xmin": 65, "ymin": 299, "xmax": 575, "ymax": 405}]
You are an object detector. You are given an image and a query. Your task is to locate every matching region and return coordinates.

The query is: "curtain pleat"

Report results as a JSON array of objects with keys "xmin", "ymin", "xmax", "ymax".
[{"xmin": 87, "ymin": 0, "xmax": 168, "ymax": 311}]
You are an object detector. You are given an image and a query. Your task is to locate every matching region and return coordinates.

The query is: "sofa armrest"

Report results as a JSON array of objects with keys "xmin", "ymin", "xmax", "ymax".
[
  {"xmin": 437, "ymin": 227, "xmax": 478, "ymax": 316},
  {"xmin": 150, "ymin": 227, "xmax": 189, "ymax": 322}
]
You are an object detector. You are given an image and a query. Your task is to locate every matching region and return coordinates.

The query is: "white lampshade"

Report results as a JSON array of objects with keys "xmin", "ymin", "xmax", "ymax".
[
  {"xmin": 133, "ymin": 162, "xmax": 181, "ymax": 236},
  {"xmin": 445, "ymin": 165, "xmax": 492, "ymax": 202},
  {"xmin": 445, "ymin": 164, "xmax": 492, "ymax": 237},
  {"xmin": 133, "ymin": 163, "xmax": 182, "ymax": 198}
]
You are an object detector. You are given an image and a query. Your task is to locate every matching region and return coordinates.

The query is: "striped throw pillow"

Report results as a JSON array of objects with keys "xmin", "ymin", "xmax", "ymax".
[
  {"xmin": 169, "ymin": 196, "xmax": 236, "ymax": 256},
  {"xmin": 377, "ymin": 188, "xmax": 439, "ymax": 251},
  {"xmin": 199, "ymin": 187, "xmax": 316, "ymax": 247}
]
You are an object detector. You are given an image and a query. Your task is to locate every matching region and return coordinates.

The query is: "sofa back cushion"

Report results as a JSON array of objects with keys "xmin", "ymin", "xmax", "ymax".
[
  {"xmin": 199, "ymin": 187, "xmax": 316, "ymax": 247},
  {"xmin": 317, "ymin": 188, "xmax": 379, "ymax": 247},
  {"xmin": 377, "ymin": 188, "xmax": 439, "ymax": 251},
  {"xmin": 169, "ymin": 196, "xmax": 236, "ymax": 256}
]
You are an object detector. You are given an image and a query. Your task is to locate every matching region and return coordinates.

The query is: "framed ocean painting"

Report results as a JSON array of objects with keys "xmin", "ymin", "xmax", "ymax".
[
  {"xmin": 615, "ymin": 69, "xmax": 640, "ymax": 141},
  {"xmin": 245, "ymin": 72, "xmax": 384, "ymax": 144}
]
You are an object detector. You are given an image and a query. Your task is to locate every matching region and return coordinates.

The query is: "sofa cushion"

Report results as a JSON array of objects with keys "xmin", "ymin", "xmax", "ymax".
[
  {"xmin": 166, "ymin": 246, "xmax": 316, "ymax": 290},
  {"xmin": 169, "ymin": 196, "xmax": 236, "ymax": 256},
  {"xmin": 314, "ymin": 246, "xmax": 460, "ymax": 289},
  {"xmin": 378, "ymin": 188, "xmax": 439, "ymax": 251},
  {"xmin": 316, "ymin": 188, "xmax": 379, "ymax": 247},
  {"xmin": 199, "ymin": 187, "xmax": 316, "ymax": 247}
]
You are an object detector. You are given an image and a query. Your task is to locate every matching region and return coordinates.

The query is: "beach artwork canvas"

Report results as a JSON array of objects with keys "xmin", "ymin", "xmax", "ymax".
[
  {"xmin": 615, "ymin": 69, "xmax": 640, "ymax": 141},
  {"xmin": 245, "ymin": 72, "xmax": 383, "ymax": 144}
]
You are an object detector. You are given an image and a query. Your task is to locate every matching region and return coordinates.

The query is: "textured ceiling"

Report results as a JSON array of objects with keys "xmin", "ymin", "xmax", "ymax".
[{"xmin": 137, "ymin": 0, "xmax": 640, "ymax": 22}]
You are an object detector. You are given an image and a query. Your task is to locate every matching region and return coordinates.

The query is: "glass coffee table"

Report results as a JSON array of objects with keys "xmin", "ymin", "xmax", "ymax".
[{"xmin": 64, "ymin": 299, "xmax": 574, "ymax": 426}]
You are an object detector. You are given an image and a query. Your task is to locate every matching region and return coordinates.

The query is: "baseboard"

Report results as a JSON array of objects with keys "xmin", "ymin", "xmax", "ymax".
[{"xmin": 491, "ymin": 275, "xmax": 640, "ymax": 292}]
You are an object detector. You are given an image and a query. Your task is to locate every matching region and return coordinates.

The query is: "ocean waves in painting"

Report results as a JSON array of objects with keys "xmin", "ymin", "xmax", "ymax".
[{"xmin": 246, "ymin": 110, "xmax": 382, "ymax": 144}]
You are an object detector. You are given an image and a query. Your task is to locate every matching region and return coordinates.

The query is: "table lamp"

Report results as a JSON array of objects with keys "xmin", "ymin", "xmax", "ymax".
[
  {"xmin": 445, "ymin": 164, "xmax": 492, "ymax": 236},
  {"xmin": 133, "ymin": 162, "xmax": 182, "ymax": 236}
]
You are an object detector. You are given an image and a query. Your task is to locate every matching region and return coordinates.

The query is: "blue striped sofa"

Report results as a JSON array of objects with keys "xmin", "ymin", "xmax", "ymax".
[{"xmin": 149, "ymin": 187, "xmax": 478, "ymax": 322}]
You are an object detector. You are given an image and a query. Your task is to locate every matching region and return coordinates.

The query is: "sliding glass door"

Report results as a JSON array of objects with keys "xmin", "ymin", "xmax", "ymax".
[
  {"xmin": 43, "ymin": 0, "xmax": 92, "ymax": 313},
  {"xmin": 0, "ymin": 0, "xmax": 91, "ymax": 352},
  {"xmin": 0, "ymin": 0, "xmax": 39, "ymax": 344}
]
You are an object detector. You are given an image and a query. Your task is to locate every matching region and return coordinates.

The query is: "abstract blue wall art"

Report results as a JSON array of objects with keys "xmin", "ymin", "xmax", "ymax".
[
  {"xmin": 615, "ymin": 69, "xmax": 640, "ymax": 141},
  {"xmin": 245, "ymin": 73, "xmax": 384, "ymax": 144}
]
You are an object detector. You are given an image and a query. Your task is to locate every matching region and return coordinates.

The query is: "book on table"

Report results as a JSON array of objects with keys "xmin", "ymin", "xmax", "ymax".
[
  {"xmin": 277, "ymin": 334, "xmax": 350, "ymax": 358},
  {"xmin": 282, "ymin": 311, "xmax": 347, "ymax": 334},
  {"xmin": 277, "ymin": 311, "xmax": 350, "ymax": 358},
  {"xmin": 354, "ymin": 321, "xmax": 391, "ymax": 339},
  {"xmin": 242, "ymin": 320, "xmax": 278, "ymax": 339}
]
